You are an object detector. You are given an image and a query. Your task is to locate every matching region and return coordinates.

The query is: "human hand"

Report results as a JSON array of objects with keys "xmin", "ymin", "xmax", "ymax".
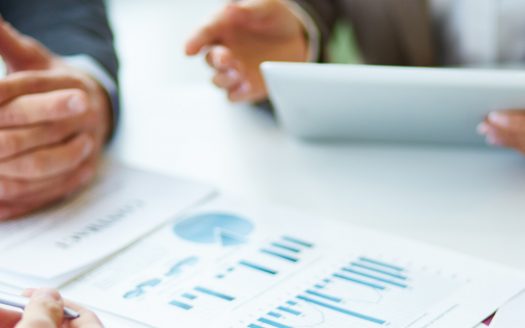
[
  {"xmin": 186, "ymin": 0, "xmax": 309, "ymax": 102},
  {"xmin": 0, "ymin": 19, "xmax": 112, "ymax": 220},
  {"xmin": 478, "ymin": 111, "xmax": 525, "ymax": 155},
  {"xmin": 0, "ymin": 289, "xmax": 103, "ymax": 328}
]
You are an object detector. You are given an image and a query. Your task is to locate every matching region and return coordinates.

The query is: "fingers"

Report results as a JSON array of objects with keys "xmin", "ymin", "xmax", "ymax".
[
  {"xmin": 0, "ymin": 157, "xmax": 96, "ymax": 221},
  {"xmin": 212, "ymin": 70, "xmax": 243, "ymax": 89},
  {"xmin": 15, "ymin": 289, "xmax": 64, "ymax": 328},
  {"xmin": 0, "ymin": 118, "xmax": 85, "ymax": 160},
  {"xmin": 478, "ymin": 111, "xmax": 525, "ymax": 153},
  {"xmin": 0, "ymin": 89, "xmax": 88, "ymax": 128},
  {"xmin": 0, "ymin": 133, "xmax": 94, "ymax": 180},
  {"xmin": 0, "ymin": 157, "xmax": 94, "ymax": 203},
  {"xmin": 0, "ymin": 71, "xmax": 87, "ymax": 105},
  {"xmin": 203, "ymin": 46, "xmax": 263, "ymax": 102},
  {"xmin": 229, "ymin": 82, "xmax": 256, "ymax": 102},
  {"xmin": 186, "ymin": 21, "xmax": 224, "ymax": 56},
  {"xmin": 0, "ymin": 19, "xmax": 51, "ymax": 72},
  {"xmin": 205, "ymin": 46, "xmax": 239, "ymax": 71},
  {"xmin": 22, "ymin": 290, "xmax": 103, "ymax": 328},
  {"xmin": 207, "ymin": 46, "xmax": 244, "ymax": 90}
]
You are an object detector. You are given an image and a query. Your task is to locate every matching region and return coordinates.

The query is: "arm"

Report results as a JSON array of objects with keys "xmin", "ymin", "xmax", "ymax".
[
  {"xmin": 0, "ymin": 1, "xmax": 118, "ymax": 220},
  {"xmin": 186, "ymin": 0, "xmax": 326, "ymax": 102},
  {"xmin": 0, "ymin": 0, "xmax": 118, "ymax": 81},
  {"xmin": 0, "ymin": 0, "xmax": 120, "ymax": 133}
]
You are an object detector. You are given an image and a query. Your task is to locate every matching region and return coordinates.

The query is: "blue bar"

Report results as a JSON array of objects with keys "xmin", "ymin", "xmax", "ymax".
[
  {"xmin": 261, "ymin": 249, "xmax": 299, "ymax": 263},
  {"xmin": 194, "ymin": 286, "xmax": 235, "ymax": 301},
  {"xmin": 169, "ymin": 300, "xmax": 193, "ymax": 310},
  {"xmin": 277, "ymin": 306, "xmax": 301, "ymax": 316},
  {"xmin": 342, "ymin": 268, "xmax": 407, "ymax": 288},
  {"xmin": 258, "ymin": 318, "xmax": 292, "ymax": 328},
  {"xmin": 248, "ymin": 324, "xmax": 265, "ymax": 328},
  {"xmin": 239, "ymin": 260, "xmax": 278, "ymax": 275},
  {"xmin": 297, "ymin": 295, "xmax": 386, "ymax": 325},
  {"xmin": 350, "ymin": 263, "xmax": 407, "ymax": 280},
  {"xmin": 314, "ymin": 284, "xmax": 325, "ymax": 289},
  {"xmin": 282, "ymin": 236, "xmax": 314, "ymax": 248},
  {"xmin": 306, "ymin": 289, "xmax": 342, "ymax": 303},
  {"xmin": 181, "ymin": 293, "xmax": 197, "ymax": 300},
  {"xmin": 333, "ymin": 273, "xmax": 386, "ymax": 290},
  {"xmin": 323, "ymin": 278, "xmax": 331, "ymax": 283},
  {"xmin": 359, "ymin": 257, "xmax": 404, "ymax": 271},
  {"xmin": 271, "ymin": 242, "xmax": 301, "ymax": 253},
  {"xmin": 268, "ymin": 311, "xmax": 282, "ymax": 318},
  {"xmin": 286, "ymin": 300, "xmax": 297, "ymax": 306}
]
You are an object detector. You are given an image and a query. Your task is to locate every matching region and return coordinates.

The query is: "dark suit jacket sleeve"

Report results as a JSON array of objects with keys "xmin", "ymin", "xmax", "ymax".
[{"xmin": 0, "ymin": 0, "xmax": 119, "ymax": 84}]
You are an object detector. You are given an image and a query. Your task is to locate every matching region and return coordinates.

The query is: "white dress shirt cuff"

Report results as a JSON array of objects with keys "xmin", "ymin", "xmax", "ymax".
[{"xmin": 283, "ymin": 0, "xmax": 321, "ymax": 62}]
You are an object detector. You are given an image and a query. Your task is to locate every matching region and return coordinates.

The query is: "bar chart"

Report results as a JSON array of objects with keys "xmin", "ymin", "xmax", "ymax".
[
  {"xmin": 64, "ymin": 198, "xmax": 519, "ymax": 328},
  {"xmin": 245, "ymin": 256, "xmax": 463, "ymax": 328},
  {"xmin": 165, "ymin": 235, "xmax": 317, "ymax": 315}
]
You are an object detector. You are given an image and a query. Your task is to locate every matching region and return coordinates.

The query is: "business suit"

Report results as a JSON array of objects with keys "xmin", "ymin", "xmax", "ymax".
[
  {"xmin": 0, "ymin": 0, "xmax": 118, "ymax": 82},
  {"xmin": 0, "ymin": 0, "xmax": 119, "ymax": 220},
  {"xmin": 294, "ymin": 0, "xmax": 437, "ymax": 66}
]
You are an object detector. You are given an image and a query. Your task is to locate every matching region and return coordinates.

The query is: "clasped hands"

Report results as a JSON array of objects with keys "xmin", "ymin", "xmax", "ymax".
[
  {"xmin": 0, "ymin": 20, "xmax": 111, "ymax": 220},
  {"xmin": 186, "ymin": 0, "xmax": 525, "ymax": 155}
]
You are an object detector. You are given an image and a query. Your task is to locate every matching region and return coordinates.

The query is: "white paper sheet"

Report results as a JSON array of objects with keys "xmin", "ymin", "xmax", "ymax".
[
  {"xmin": 490, "ymin": 289, "xmax": 525, "ymax": 328},
  {"xmin": 0, "ymin": 161, "xmax": 213, "ymax": 287},
  {"xmin": 64, "ymin": 196, "xmax": 525, "ymax": 328}
]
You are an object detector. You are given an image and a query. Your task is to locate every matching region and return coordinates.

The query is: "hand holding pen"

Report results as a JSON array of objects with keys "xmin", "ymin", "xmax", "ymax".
[{"xmin": 0, "ymin": 289, "xmax": 102, "ymax": 328}]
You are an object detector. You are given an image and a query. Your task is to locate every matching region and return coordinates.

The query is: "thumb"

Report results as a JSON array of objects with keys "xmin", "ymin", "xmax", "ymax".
[
  {"xmin": 0, "ymin": 18, "xmax": 52, "ymax": 73},
  {"xmin": 16, "ymin": 289, "xmax": 64, "ymax": 328}
]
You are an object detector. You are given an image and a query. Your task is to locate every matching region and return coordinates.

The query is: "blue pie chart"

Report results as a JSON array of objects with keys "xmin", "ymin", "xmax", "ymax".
[{"xmin": 173, "ymin": 212, "xmax": 254, "ymax": 246}]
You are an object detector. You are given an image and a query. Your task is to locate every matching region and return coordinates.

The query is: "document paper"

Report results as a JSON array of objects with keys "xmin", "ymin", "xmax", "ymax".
[
  {"xmin": 64, "ymin": 196, "xmax": 525, "ymax": 328},
  {"xmin": 0, "ymin": 162, "xmax": 213, "ymax": 288},
  {"xmin": 490, "ymin": 289, "xmax": 525, "ymax": 328}
]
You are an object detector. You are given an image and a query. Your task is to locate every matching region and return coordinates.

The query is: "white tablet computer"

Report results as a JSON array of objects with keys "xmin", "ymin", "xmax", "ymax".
[{"xmin": 261, "ymin": 62, "xmax": 525, "ymax": 145}]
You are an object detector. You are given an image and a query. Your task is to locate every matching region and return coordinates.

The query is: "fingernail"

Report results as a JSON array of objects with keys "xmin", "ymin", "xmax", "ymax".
[
  {"xmin": 67, "ymin": 94, "xmax": 87, "ymax": 114},
  {"xmin": 488, "ymin": 112, "xmax": 510, "ymax": 127},
  {"xmin": 477, "ymin": 123, "xmax": 489, "ymax": 135},
  {"xmin": 226, "ymin": 69, "xmax": 240, "ymax": 81},
  {"xmin": 230, "ymin": 82, "xmax": 251, "ymax": 102},
  {"xmin": 213, "ymin": 55, "xmax": 224, "ymax": 69},
  {"xmin": 238, "ymin": 82, "xmax": 251, "ymax": 94},
  {"xmin": 486, "ymin": 135, "xmax": 503, "ymax": 146}
]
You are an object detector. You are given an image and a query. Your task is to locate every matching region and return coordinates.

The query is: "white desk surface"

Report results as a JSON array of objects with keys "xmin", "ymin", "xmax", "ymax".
[
  {"xmin": 108, "ymin": 0, "xmax": 525, "ymax": 270},
  {"xmin": 99, "ymin": 0, "xmax": 525, "ymax": 325}
]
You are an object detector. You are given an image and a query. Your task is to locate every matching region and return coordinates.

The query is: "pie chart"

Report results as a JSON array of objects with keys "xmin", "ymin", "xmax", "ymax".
[{"xmin": 173, "ymin": 212, "xmax": 254, "ymax": 246}]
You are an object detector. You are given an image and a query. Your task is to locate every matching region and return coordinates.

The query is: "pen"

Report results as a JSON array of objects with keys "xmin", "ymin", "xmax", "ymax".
[{"xmin": 0, "ymin": 291, "xmax": 80, "ymax": 320}]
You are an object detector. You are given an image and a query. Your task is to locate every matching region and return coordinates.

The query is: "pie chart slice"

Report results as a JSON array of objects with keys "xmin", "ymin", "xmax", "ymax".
[{"xmin": 174, "ymin": 213, "xmax": 254, "ymax": 246}]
